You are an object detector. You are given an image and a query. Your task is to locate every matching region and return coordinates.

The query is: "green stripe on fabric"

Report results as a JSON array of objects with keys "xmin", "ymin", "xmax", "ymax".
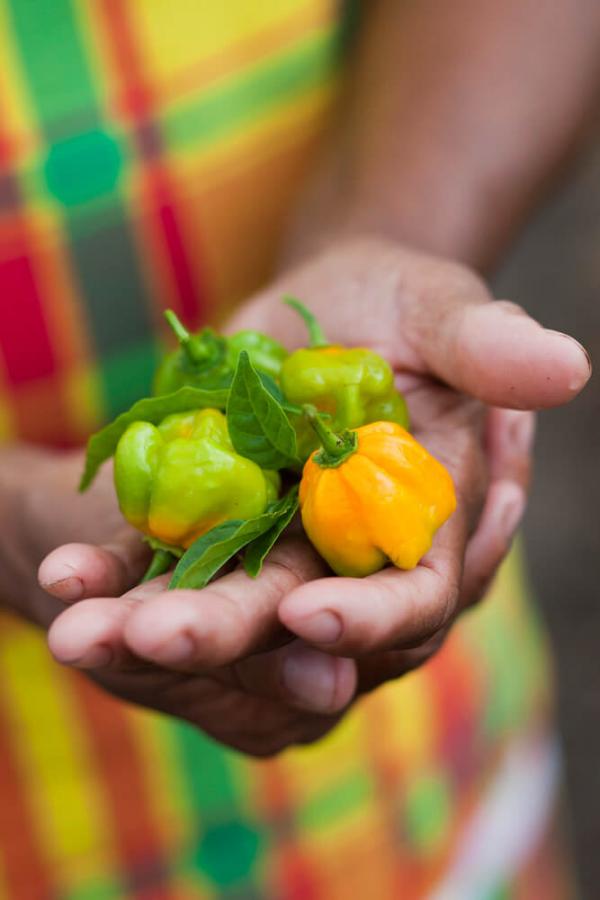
[
  {"xmin": 164, "ymin": 29, "xmax": 337, "ymax": 150},
  {"xmin": 173, "ymin": 723, "xmax": 238, "ymax": 816},
  {"xmin": 172, "ymin": 724, "xmax": 265, "ymax": 889},
  {"xmin": 63, "ymin": 203, "xmax": 158, "ymax": 417},
  {"xmin": 64, "ymin": 877, "xmax": 124, "ymax": 900},
  {"xmin": 7, "ymin": 0, "xmax": 99, "ymax": 139},
  {"xmin": 101, "ymin": 339, "xmax": 159, "ymax": 419},
  {"xmin": 8, "ymin": 1, "xmax": 158, "ymax": 420},
  {"xmin": 297, "ymin": 770, "xmax": 374, "ymax": 832}
]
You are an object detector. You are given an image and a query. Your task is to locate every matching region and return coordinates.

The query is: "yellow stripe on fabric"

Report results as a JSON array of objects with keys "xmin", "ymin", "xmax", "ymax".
[
  {"xmin": 280, "ymin": 702, "xmax": 366, "ymax": 798},
  {"xmin": 0, "ymin": 1, "xmax": 40, "ymax": 163},
  {"xmin": 0, "ymin": 391, "xmax": 16, "ymax": 442},
  {"xmin": 61, "ymin": 364, "xmax": 105, "ymax": 441},
  {"xmin": 126, "ymin": 709, "xmax": 197, "ymax": 853},
  {"xmin": 376, "ymin": 674, "xmax": 438, "ymax": 774},
  {"xmin": 162, "ymin": 74, "xmax": 336, "ymax": 179},
  {"xmin": 132, "ymin": 0, "xmax": 334, "ymax": 92},
  {"xmin": 161, "ymin": 28, "xmax": 337, "ymax": 156},
  {"xmin": 0, "ymin": 625, "xmax": 118, "ymax": 886}
]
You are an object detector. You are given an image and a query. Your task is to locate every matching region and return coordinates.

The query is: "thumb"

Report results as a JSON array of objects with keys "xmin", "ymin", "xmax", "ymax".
[
  {"xmin": 232, "ymin": 240, "xmax": 591, "ymax": 410},
  {"xmin": 407, "ymin": 294, "xmax": 591, "ymax": 410}
]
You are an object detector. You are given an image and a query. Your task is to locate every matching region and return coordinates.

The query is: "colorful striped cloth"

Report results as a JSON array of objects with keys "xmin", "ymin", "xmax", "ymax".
[{"xmin": 0, "ymin": 2, "xmax": 569, "ymax": 897}]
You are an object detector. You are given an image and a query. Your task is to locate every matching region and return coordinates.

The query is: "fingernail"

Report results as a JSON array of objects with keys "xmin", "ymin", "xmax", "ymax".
[
  {"xmin": 508, "ymin": 411, "xmax": 535, "ymax": 455},
  {"xmin": 72, "ymin": 645, "xmax": 113, "ymax": 669},
  {"xmin": 152, "ymin": 633, "xmax": 195, "ymax": 665},
  {"xmin": 499, "ymin": 487, "xmax": 525, "ymax": 541},
  {"xmin": 291, "ymin": 611, "xmax": 343, "ymax": 645},
  {"xmin": 43, "ymin": 575, "xmax": 84, "ymax": 603},
  {"xmin": 282, "ymin": 646, "xmax": 337, "ymax": 712},
  {"xmin": 546, "ymin": 330, "xmax": 592, "ymax": 377}
]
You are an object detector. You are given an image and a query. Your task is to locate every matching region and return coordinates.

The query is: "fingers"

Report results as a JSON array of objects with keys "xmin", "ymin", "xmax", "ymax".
[
  {"xmin": 460, "ymin": 408, "xmax": 533, "ymax": 605},
  {"xmin": 407, "ymin": 295, "xmax": 591, "ymax": 410},
  {"xmin": 122, "ymin": 538, "xmax": 326, "ymax": 669},
  {"xmin": 38, "ymin": 530, "xmax": 149, "ymax": 603},
  {"xmin": 47, "ymin": 558, "xmax": 356, "ymax": 717},
  {"xmin": 232, "ymin": 640, "xmax": 357, "ymax": 715},
  {"xmin": 484, "ymin": 407, "xmax": 535, "ymax": 484},
  {"xmin": 48, "ymin": 539, "xmax": 323, "ymax": 670},
  {"xmin": 47, "ymin": 589, "xmax": 160, "ymax": 669},
  {"xmin": 279, "ymin": 509, "xmax": 466, "ymax": 657}
]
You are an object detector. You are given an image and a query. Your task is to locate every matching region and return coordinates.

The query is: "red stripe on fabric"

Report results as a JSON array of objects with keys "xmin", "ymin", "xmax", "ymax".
[
  {"xmin": 428, "ymin": 643, "xmax": 480, "ymax": 783},
  {"xmin": 0, "ymin": 254, "xmax": 56, "ymax": 385},
  {"xmin": 98, "ymin": 0, "xmax": 207, "ymax": 328},
  {"xmin": 279, "ymin": 849, "xmax": 322, "ymax": 900},
  {"xmin": 71, "ymin": 677, "xmax": 171, "ymax": 898},
  {"xmin": 0, "ymin": 211, "xmax": 81, "ymax": 445},
  {"xmin": 0, "ymin": 636, "xmax": 54, "ymax": 897},
  {"xmin": 158, "ymin": 199, "xmax": 202, "ymax": 329},
  {"xmin": 253, "ymin": 763, "xmax": 324, "ymax": 900}
]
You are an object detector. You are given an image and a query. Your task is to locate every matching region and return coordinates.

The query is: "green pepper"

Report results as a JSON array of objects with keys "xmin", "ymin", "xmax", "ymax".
[
  {"xmin": 153, "ymin": 310, "xmax": 287, "ymax": 395},
  {"xmin": 114, "ymin": 407, "xmax": 280, "ymax": 551},
  {"xmin": 280, "ymin": 298, "xmax": 409, "ymax": 459}
]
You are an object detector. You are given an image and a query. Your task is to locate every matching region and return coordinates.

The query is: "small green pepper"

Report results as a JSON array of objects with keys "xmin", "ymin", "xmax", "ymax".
[
  {"xmin": 280, "ymin": 298, "xmax": 409, "ymax": 459},
  {"xmin": 153, "ymin": 310, "xmax": 287, "ymax": 395},
  {"xmin": 114, "ymin": 407, "xmax": 280, "ymax": 550}
]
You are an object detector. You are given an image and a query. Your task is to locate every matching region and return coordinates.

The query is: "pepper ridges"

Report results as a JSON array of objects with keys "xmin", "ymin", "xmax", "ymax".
[{"xmin": 299, "ymin": 412, "xmax": 456, "ymax": 576}]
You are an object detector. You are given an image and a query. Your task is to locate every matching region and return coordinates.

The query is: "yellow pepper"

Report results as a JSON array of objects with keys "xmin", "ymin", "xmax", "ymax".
[{"xmin": 299, "ymin": 411, "xmax": 456, "ymax": 577}]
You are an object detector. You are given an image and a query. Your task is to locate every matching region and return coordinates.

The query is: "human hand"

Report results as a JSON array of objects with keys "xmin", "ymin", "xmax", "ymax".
[{"xmin": 41, "ymin": 238, "xmax": 590, "ymax": 753}]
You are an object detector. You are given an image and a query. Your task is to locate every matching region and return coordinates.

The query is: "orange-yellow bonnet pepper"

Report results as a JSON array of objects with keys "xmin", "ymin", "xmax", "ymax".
[{"xmin": 299, "ymin": 411, "xmax": 456, "ymax": 577}]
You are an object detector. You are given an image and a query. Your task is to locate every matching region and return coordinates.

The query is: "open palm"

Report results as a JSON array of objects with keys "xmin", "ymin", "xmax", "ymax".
[{"xmin": 41, "ymin": 238, "xmax": 589, "ymax": 755}]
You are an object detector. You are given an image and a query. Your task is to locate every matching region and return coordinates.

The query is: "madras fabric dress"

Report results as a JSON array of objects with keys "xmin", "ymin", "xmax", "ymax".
[{"xmin": 0, "ymin": 2, "xmax": 571, "ymax": 897}]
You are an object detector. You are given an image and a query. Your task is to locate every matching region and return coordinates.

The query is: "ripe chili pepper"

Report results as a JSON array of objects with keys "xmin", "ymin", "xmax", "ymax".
[
  {"xmin": 114, "ymin": 408, "xmax": 280, "ymax": 550},
  {"xmin": 299, "ymin": 407, "xmax": 455, "ymax": 576},
  {"xmin": 153, "ymin": 310, "xmax": 287, "ymax": 395},
  {"xmin": 280, "ymin": 298, "xmax": 409, "ymax": 459}
]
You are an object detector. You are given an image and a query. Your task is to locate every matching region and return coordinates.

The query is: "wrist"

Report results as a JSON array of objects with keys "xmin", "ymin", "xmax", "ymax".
[
  {"xmin": 0, "ymin": 445, "xmax": 70, "ymax": 626},
  {"xmin": 281, "ymin": 146, "xmax": 523, "ymax": 274}
]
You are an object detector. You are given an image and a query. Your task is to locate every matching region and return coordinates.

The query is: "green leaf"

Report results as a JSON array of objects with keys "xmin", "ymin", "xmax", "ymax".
[
  {"xmin": 243, "ymin": 486, "xmax": 299, "ymax": 578},
  {"xmin": 226, "ymin": 351, "xmax": 298, "ymax": 469},
  {"xmin": 79, "ymin": 385, "xmax": 229, "ymax": 491},
  {"xmin": 168, "ymin": 490, "xmax": 300, "ymax": 590}
]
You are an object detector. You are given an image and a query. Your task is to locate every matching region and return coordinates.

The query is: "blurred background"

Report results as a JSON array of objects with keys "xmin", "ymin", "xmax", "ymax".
[{"xmin": 494, "ymin": 135, "xmax": 600, "ymax": 897}]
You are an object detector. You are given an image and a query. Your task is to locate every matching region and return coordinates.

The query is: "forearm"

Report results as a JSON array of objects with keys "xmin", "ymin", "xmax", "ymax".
[
  {"xmin": 0, "ymin": 446, "xmax": 116, "ymax": 625},
  {"xmin": 287, "ymin": 0, "xmax": 600, "ymax": 270}
]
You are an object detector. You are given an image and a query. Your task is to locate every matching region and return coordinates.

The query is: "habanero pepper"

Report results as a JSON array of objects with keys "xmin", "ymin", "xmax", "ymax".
[
  {"xmin": 280, "ymin": 298, "xmax": 409, "ymax": 460},
  {"xmin": 153, "ymin": 310, "xmax": 288, "ymax": 395},
  {"xmin": 298, "ymin": 407, "xmax": 455, "ymax": 577},
  {"xmin": 114, "ymin": 407, "xmax": 280, "ymax": 551}
]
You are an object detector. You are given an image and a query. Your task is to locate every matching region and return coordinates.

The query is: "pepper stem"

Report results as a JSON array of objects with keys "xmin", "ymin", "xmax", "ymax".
[
  {"xmin": 142, "ymin": 549, "xmax": 176, "ymax": 582},
  {"xmin": 284, "ymin": 296, "xmax": 328, "ymax": 348},
  {"xmin": 164, "ymin": 309, "xmax": 210, "ymax": 365},
  {"xmin": 303, "ymin": 404, "xmax": 358, "ymax": 468}
]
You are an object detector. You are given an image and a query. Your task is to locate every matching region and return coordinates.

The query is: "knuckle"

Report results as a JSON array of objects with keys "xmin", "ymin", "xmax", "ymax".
[
  {"xmin": 494, "ymin": 299, "xmax": 528, "ymax": 318},
  {"xmin": 431, "ymin": 578, "xmax": 460, "ymax": 635}
]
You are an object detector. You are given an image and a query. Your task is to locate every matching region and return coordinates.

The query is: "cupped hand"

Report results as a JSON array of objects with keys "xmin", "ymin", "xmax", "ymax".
[{"xmin": 41, "ymin": 238, "xmax": 590, "ymax": 754}]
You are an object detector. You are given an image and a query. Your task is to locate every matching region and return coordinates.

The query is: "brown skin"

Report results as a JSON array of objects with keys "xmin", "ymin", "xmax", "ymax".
[
  {"xmin": 1, "ymin": 1, "xmax": 597, "ymax": 755},
  {"xmin": 289, "ymin": 0, "xmax": 600, "ymax": 268}
]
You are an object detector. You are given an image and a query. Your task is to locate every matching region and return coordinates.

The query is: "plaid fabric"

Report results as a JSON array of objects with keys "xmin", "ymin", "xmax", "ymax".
[{"xmin": 0, "ymin": 2, "xmax": 566, "ymax": 897}]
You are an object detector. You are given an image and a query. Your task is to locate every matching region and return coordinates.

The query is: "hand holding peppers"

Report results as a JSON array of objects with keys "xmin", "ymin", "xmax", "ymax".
[{"xmin": 82, "ymin": 299, "xmax": 453, "ymax": 587}]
